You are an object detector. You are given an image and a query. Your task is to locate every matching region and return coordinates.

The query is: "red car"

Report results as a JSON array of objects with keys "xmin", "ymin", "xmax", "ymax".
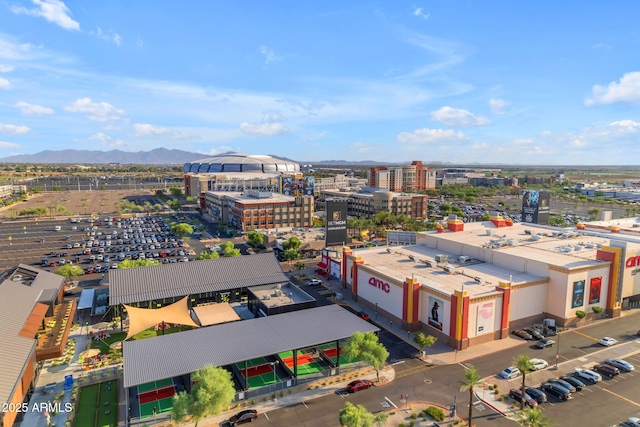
[
  {"xmin": 229, "ymin": 409, "xmax": 258, "ymax": 426},
  {"xmin": 357, "ymin": 311, "xmax": 371, "ymax": 321},
  {"xmin": 347, "ymin": 379, "xmax": 373, "ymax": 393}
]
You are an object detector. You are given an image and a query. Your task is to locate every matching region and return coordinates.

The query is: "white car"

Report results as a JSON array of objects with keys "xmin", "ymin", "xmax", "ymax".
[
  {"xmin": 529, "ymin": 358, "xmax": 548, "ymax": 371},
  {"xmin": 307, "ymin": 279, "xmax": 323, "ymax": 286},
  {"xmin": 599, "ymin": 337, "xmax": 618, "ymax": 346},
  {"xmin": 574, "ymin": 367, "xmax": 601, "ymax": 383},
  {"xmin": 500, "ymin": 366, "xmax": 521, "ymax": 379}
]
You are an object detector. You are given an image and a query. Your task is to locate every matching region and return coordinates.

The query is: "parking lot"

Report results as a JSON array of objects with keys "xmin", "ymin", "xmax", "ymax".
[{"xmin": 0, "ymin": 215, "xmax": 196, "ymax": 277}]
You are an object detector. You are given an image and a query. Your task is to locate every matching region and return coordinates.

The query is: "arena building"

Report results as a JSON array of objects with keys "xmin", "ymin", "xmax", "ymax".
[{"xmin": 323, "ymin": 214, "xmax": 640, "ymax": 350}]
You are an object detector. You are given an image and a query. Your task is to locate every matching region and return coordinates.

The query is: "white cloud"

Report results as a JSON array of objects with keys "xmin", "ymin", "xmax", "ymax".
[
  {"xmin": 260, "ymin": 46, "xmax": 281, "ymax": 65},
  {"xmin": 11, "ymin": 0, "xmax": 80, "ymax": 31},
  {"xmin": 350, "ymin": 141, "xmax": 375, "ymax": 153},
  {"xmin": 412, "ymin": 7, "xmax": 430, "ymax": 19},
  {"xmin": 198, "ymin": 146, "xmax": 235, "ymax": 156},
  {"xmin": 89, "ymin": 27, "xmax": 122, "ymax": 46},
  {"xmin": 14, "ymin": 101, "xmax": 55, "ymax": 116},
  {"xmin": 89, "ymin": 132, "xmax": 124, "ymax": 147},
  {"xmin": 0, "ymin": 77, "xmax": 10, "ymax": 89},
  {"xmin": 586, "ymin": 72, "xmax": 640, "ymax": 105},
  {"xmin": 0, "ymin": 141, "xmax": 20, "ymax": 148},
  {"xmin": 132, "ymin": 123, "xmax": 190, "ymax": 139},
  {"xmin": 261, "ymin": 111, "xmax": 286, "ymax": 123},
  {"xmin": 240, "ymin": 122, "xmax": 289, "ymax": 136},
  {"xmin": 489, "ymin": 98, "xmax": 509, "ymax": 115},
  {"xmin": 397, "ymin": 128, "xmax": 466, "ymax": 144},
  {"xmin": 0, "ymin": 123, "xmax": 31, "ymax": 134},
  {"xmin": 430, "ymin": 106, "xmax": 490, "ymax": 127},
  {"xmin": 65, "ymin": 98, "xmax": 125, "ymax": 122},
  {"xmin": 0, "ymin": 64, "xmax": 13, "ymax": 72}
]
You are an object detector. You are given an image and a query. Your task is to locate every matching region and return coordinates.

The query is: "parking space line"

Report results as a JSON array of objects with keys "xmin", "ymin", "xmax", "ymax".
[
  {"xmin": 572, "ymin": 330, "xmax": 600, "ymax": 342},
  {"xmin": 602, "ymin": 388, "xmax": 640, "ymax": 408}
]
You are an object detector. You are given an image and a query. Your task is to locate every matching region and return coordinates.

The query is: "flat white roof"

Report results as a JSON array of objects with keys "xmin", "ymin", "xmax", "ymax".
[{"xmin": 208, "ymin": 191, "xmax": 295, "ymax": 204}]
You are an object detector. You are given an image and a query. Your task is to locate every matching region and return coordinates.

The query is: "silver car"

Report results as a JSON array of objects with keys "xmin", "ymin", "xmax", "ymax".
[{"xmin": 605, "ymin": 358, "xmax": 634, "ymax": 372}]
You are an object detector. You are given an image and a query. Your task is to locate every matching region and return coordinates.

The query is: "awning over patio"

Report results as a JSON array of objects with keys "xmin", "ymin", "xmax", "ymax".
[
  {"xmin": 192, "ymin": 303, "xmax": 240, "ymax": 326},
  {"xmin": 124, "ymin": 297, "xmax": 199, "ymax": 340},
  {"xmin": 78, "ymin": 288, "xmax": 95, "ymax": 310},
  {"xmin": 316, "ymin": 261, "xmax": 327, "ymax": 269}
]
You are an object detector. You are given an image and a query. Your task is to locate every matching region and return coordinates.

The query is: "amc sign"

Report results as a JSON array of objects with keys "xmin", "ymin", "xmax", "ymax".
[
  {"xmin": 625, "ymin": 256, "xmax": 640, "ymax": 269},
  {"xmin": 368, "ymin": 277, "xmax": 390, "ymax": 293}
]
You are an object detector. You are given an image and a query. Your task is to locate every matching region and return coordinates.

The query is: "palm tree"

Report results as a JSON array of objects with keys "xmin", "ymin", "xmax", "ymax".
[
  {"xmin": 458, "ymin": 365, "xmax": 481, "ymax": 426},
  {"xmin": 516, "ymin": 406, "xmax": 551, "ymax": 427},
  {"xmin": 512, "ymin": 354, "xmax": 534, "ymax": 410}
]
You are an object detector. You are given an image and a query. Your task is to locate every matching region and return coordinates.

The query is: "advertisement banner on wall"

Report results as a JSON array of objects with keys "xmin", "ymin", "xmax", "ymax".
[
  {"xmin": 325, "ymin": 200, "xmax": 348, "ymax": 246},
  {"xmin": 280, "ymin": 177, "xmax": 293, "ymax": 195},
  {"xmin": 589, "ymin": 277, "xmax": 602, "ymax": 304},
  {"xmin": 303, "ymin": 176, "xmax": 315, "ymax": 196},
  {"xmin": 571, "ymin": 280, "xmax": 585, "ymax": 308},
  {"xmin": 428, "ymin": 296, "xmax": 443, "ymax": 331},
  {"xmin": 522, "ymin": 190, "xmax": 550, "ymax": 225},
  {"xmin": 476, "ymin": 301, "xmax": 494, "ymax": 334}
]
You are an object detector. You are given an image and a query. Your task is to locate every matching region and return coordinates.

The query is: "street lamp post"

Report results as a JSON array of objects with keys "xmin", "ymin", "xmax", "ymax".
[
  {"xmin": 555, "ymin": 329, "xmax": 561, "ymax": 369},
  {"xmin": 375, "ymin": 303, "xmax": 378, "ymax": 319}
]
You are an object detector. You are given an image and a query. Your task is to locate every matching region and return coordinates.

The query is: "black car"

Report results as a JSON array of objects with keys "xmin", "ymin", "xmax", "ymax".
[
  {"xmin": 525, "ymin": 387, "xmax": 547, "ymax": 404},
  {"xmin": 512, "ymin": 329, "xmax": 534, "ymax": 340},
  {"xmin": 540, "ymin": 383, "xmax": 571, "ymax": 401},
  {"xmin": 560, "ymin": 375, "xmax": 585, "ymax": 391},
  {"xmin": 523, "ymin": 328, "xmax": 544, "ymax": 340},
  {"xmin": 509, "ymin": 389, "xmax": 538, "ymax": 407},
  {"xmin": 229, "ymin": 409, "xmax": 258, "ymax": 426},
  {"xmin": 548, "ymin": 378, "xmax": 576, "ymax": 393}
]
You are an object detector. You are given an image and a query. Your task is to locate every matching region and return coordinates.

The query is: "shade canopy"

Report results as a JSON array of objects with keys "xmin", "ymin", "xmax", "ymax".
[{"xmin": 124, "ymin": 297, "xmax": 199, "ymax": 340}]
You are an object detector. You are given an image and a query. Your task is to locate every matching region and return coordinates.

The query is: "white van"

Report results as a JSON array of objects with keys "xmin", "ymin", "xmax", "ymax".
[
  {"xmin": 54, "ymin": 225, "xmax": 61, "ymax": 231},
  {"xmin": 574, "ymin": 367, "xmax": 601, "ymax": 383}
]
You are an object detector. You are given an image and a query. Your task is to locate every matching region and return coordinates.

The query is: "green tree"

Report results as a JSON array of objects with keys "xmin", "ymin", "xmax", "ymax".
[
  {"xmin": 220, "ymin": 241, "xmax": 241, "ymax": 257},
  {"xmin": 413, "ymin": 332, "xmax": 437, "ymax": 358},
  {"xmin": 171, "ymin": 365, "xmax": 235, "ymax": 426},
  {"xmin": 284, "ymin": 249, "xmax": 300, "ymax": 262},
  {"xmin": 117, "ymin": 259, "xmax": 159, "ymax": 268},
  {"xmin": 171, "ymin": 223, "xmax": 194, "ymax": 237},
  {"xmin": 458, "ymin": 365, "xmax": 481, "ymax": 427},
  {"xmin": 587, "ymin": 208, "xmax": 600, "ymax": 221},
  {"xmin": 512, "ymin": 354, "xmax": 534, "ymax": 410},
  {"xmin": 168, "ymin": 199, "xmax": 182, "ymax": 212},
  {"xmin": 516, "ymin": 406, "xmax": 551, "ymax": 427},
  {"xmin": 339, "ymin": 401, "xmax": 385, "ymax": 427},
  {"xmin": 282, "ymin": 236, "xmax": 301, "ymax": 252},
  {"xmin": 195, "ymin": 250, "xmax": 220, "ymax": 260},
  {"xmin": 343, "ymin": 331, "xmax": 389, "ymax": 382},
  {"xmin": 153, "ymin": 203, "xmax": 163, "ymax": 213},
  {"xmin": 247, "ymin": 230, "xmax": 264, "ymax": 247},
  {"xmin": 55, "ymin": 264, "xmax": 84, "ymax": 283},
  {"xmin": 169, "ymin": 186, "xmax": 183, "ymax": 198}
]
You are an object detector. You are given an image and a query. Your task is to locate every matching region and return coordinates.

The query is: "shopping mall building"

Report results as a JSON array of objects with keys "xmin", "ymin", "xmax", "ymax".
[{"xmin": 323, "ymin": 215, "xmax": 640, "ymax": 350}]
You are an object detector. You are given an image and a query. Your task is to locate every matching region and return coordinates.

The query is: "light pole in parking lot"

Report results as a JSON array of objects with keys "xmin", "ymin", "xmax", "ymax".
[{"xmin": 555, "ymin": 329, "xmax": 561, "ymax": 369}]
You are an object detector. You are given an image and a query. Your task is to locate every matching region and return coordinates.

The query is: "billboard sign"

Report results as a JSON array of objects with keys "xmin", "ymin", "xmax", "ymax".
[
  {"xmin": 428, "ymin": 296, "xmax": 443, "ymax": 331},
  {"xmin": 303, "ymin": 176, "xmax": 315, "ymax": 196},
  {"xmin": 476, "ymin": 301, "xmax": 494, "ymax": 334},
  {"xmin": 280, "ymin": 177, "xmax": 293, "ymax": 195},
  {"xmin": 571, "ymin": 280, "xmax": 585, "ymax": 308},
  {"xmin": 522, "ymin": 190, "xmax": 550, "ymax": 225},
  {"xmin": 589, "ymin": 277, "xmax": 602, "ymax": 304},
  {"xmin": 325, "ymin": 200, "xmax": 348, "ymax": 246}
]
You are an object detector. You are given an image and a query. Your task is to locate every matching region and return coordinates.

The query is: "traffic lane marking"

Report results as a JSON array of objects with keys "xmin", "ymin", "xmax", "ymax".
[
  {"xmin": 572, "ymin": 330, "xmax": 601, "ymax": 343},
  {"xmin": 601, "ymin": 388, "xmax": 640, "ymax": 408}
]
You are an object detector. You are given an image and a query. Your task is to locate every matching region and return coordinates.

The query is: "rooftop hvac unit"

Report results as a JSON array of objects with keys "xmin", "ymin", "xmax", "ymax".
[
  {"xmin": 275, "ymin": 289, "xmax": 282, "ymax": 296},
  {"xmin": 574, "ymin": 246, "xmax": 583, "ymax": 251},
  {"xmin": 459, "ymin": 256, "xmax": 472, "ymax": 263},
  {"xmin": 524, "ymin": 229, "xmax": 532, "ymax": 235},
  {"xmin": 508, "ymin": 239, "xmax": 519, "ymax": 246},
  {"xmin": 487, "ymin": 229, "xmax": 494, "ymax": 236},
  {"xmin": 421, "ymin": 260, "xmax": 434, "ymax": 268},
  {"xmin": 585, "ymin": 243, "xmax": 595, "ymax": 249},
  {"xmin": 474, "ymin": 276, "xmax": 485, "ymax": 284},
  {"xmin": 262, "ymin": 295, "xmax": 271, "ymax": 300},
  {"xmin": 276, "ymin": 284, "xmax": 282, "ymax": 289},
  {"xmin": 386, "ymin": 248, "xmax": 394, "ymax": 254},
  {"xmin": 435, "ymin": 254, "xmax": 448, "ymax": 263},
  {"xmin": 442, "ymin": 265, "xmax": 455, "ymax": 274},
  {"xmin": 530, "ymin": 235, "xmax": 541, "ymax": 241},
  {"xmin": 408, "ymin": 255, "xmax": 416, "ymax": 262}
]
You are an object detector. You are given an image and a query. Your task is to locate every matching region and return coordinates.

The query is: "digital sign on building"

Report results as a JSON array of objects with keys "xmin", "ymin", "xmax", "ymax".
[
  {"xmin": 325, "ymin": 200, "xmax": 348, "ymax": 247},
  {"xmin": 522, "ymin": 190, "xmax": 550, "ymax": 225}
]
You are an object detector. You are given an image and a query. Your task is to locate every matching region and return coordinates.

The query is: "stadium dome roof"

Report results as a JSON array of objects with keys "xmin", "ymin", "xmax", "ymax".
[{"xmin": 184, "ymin": 153, "xmax": 300, "ymax": 174}]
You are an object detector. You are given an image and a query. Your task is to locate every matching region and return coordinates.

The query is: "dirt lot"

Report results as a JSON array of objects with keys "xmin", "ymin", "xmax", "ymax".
[{"xmin": 0, "ymin": 189, "xmax": 154, "ymax": 220}]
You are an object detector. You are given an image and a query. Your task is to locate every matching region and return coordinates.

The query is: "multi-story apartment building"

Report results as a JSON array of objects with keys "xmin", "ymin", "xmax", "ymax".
[
  {"xmin": 368, "ymin": 161, "xmax": 436, "ymax": 192},
  {"xmin": 205, "ymin": 190, "xmax": 314, "ymax": 231},
  {"xmin": 318, "ymin": 188, "xmax": 428, "ymax": 219}
]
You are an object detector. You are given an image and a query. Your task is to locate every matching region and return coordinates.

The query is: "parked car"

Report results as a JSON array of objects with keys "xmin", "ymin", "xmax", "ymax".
[
  {"xmin": 547, "ymin": 378, "xmax": 576, "ymax": 393},
  {"xmin": 560, "ymin": 375, "xmax": 585, "ymax": 391},
  {"xmin": 530, "ymin": 358, "xmax": 549, "ymax": 371},
  {"xmin": 509, "ymin": 389, "xmax": 538, "ymax": 407},
  {"xmin": 512, "ymin": 330, "xmax": 533, "ymax": 340},
  {"xmin": 228, "ymin": 409, "xmax": 258, "ymax": 426},
  {"xmin": 523, "ymin": 328, "xmax": 544, "ymax": 340},
  {"xmin": 593, "ymin": 363, "xmax": 619, "ymax": 378},
  {"xmin": 525, "ymin": 387, "xmax": 547, "ymax": 404},
  {"xmin": 347, "ymin": 379, "xmax": 373, "ymax": 393},
  {"xmin": 573, "ymin": 368, "xmax": 601, "ymax": 383},
  {"xmin": 536, "ymin": 339, "xmax": 555, "ymax": 349},
  {"xmin": 500, "ymin": 366, "xmax": 521, "ymax": 379},
  {"xmin": 307, "ymin": 279, "xmax": 323, "ymax": 286},
  {"xmin": 599, "ymin": 337, "xmax": 618, "ymax": 346},
  {"xmin": 540, "ymin": 382, "xmax": 571, "ymax": 401},
  {"xmin": 605, "ymin": 358, "xmax": 635, "ymax": 372},
  {"xmin": 356, "ymin": 311, "xmax": 370, "ymax": 321}
]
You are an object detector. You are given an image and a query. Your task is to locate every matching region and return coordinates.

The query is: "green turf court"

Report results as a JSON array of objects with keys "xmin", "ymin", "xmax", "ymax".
[
  {"xmin": 138, "ymin": 378, "xmax": 174, "ymax": 393},
  {"xmin": 140, "ymin": 396, "xmax": 173, "ymax": 418},
  {"xmin": 75, "ymin": 381, "xmax": 118, "ymax": 427},
  {"xmin": 234, "ymin": 357, "xmax": 266, "ymax": 371},
  {"xmin": 318, "ymin": 344, "xmax": 360, "ymax": 366},
  {"xmin": 246, "ymin": 370, "xmax": 279, "ymax": 388},
  {"xmin": 278, "ymin": 350, "xmax": 324, "ymax": 376}
]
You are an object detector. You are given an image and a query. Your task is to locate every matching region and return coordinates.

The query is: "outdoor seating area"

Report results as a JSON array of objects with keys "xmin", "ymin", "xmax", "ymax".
[{"xmin": 36, "ymin": 299, "xmax": 76, "ymax": 361}]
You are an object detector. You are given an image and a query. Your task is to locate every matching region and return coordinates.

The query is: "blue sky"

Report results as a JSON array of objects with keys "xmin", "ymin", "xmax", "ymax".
[{"xmin": 2, "ymin": 1, "xmax": 640, "ymax": 164}]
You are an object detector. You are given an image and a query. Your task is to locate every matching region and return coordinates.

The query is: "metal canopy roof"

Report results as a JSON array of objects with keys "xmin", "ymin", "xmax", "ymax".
[
  {"xmin": 123, "ymin": 305, "xmax": 379, "ymax": 388},
  {"xmin": 109, "ymin": 253, "xmax": 289, "ymax": 305}
]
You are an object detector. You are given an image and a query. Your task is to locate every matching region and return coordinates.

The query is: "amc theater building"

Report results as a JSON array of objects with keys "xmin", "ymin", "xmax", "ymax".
[{"xmin": 338, "ymin": 216, "xmax": 640, "ymax": 350}]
